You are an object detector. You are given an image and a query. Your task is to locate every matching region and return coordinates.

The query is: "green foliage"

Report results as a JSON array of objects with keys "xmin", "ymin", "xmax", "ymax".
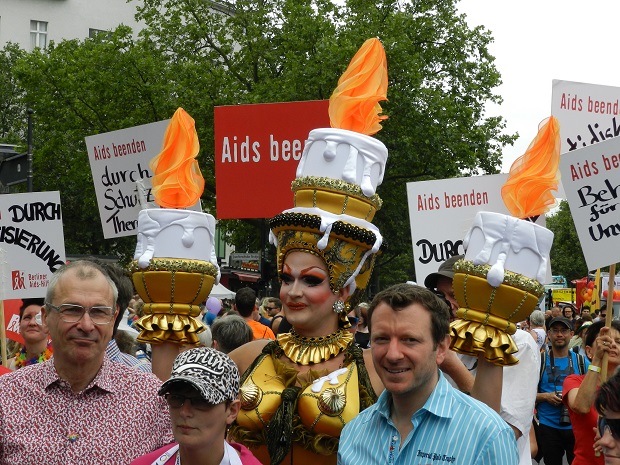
[
  {"xmin": 0, "ymin": 43, "xmax": 27, "ymax": 144},
  {"xmin": 546, "ymin": 200, "xmax": 588, "ymax": 283},
  {"xmin": 7, "ymin": 0, "xmax": 514, "ymax": 284},
  {"xmin": 134, "ymin": 0, "xmax": 515, "ymax": 290},
  {"xmin": 13, "ymin": 27, "xmax": 178, "ymax": 258}
]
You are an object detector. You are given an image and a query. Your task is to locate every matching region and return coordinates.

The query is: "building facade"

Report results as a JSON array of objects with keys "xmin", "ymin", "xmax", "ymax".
[{"xmin": 0, "ymin": 0, "xmax": 144, "ymax": 50}]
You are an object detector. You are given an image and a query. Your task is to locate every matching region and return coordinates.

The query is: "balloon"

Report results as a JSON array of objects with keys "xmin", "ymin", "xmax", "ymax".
[{"xmin": 206, "ymin": 296, "xmax": 222, "ymax": 316}]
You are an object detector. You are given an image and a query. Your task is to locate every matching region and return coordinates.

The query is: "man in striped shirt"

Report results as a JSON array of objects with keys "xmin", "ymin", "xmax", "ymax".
[{"xmin": 338, "ymin": 284, "xmax": 518, "ymax": 465}]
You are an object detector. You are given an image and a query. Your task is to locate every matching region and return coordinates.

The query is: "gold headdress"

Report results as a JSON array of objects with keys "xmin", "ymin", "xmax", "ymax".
[
  {"xmin": 270, "ymin": 38, "xmax": 389, "ymax": 312},
  {"xmin": 130, "ymin": 108, "xmax": 219, "ymax": 345},
  {"xmin": 450, "ymin": 117, "xmax": 560, "ymax": 365}
]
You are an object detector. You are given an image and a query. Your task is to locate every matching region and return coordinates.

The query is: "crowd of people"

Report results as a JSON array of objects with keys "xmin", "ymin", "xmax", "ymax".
[{"xmin": 0, "ymin": 253, "xmax": 617, "ymax": 465}]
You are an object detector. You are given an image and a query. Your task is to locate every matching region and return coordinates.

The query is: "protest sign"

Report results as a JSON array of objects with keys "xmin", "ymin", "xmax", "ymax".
[
  {"xmin": 214, "ymin": 100, "xmax": 329, "ymax": 219},
  {"xmin": 0, "ymin": 191, "xmax": 66, "ymax": 299},
  {"xmin": 552, "ymin": 80, "xmax": 620, "ymax": 154},
  {"xmin": 4, "ymin": 299, "xmax": 23, "ymax": 344},
  {"xmin": 559, "ymin": 135, "xmax": 620, "ymax": 271},
  {"xmin": 85, "ymin": 120, "xmax": 169, "ymax": 238},
  {"xmin": 406, "ymin": 174, "xmax": 548, "ymax": 284}
]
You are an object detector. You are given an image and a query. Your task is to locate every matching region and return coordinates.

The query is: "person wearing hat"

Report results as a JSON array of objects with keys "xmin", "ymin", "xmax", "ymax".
[
  {"xmin": 130, "ymin": 347, "xmax": 261, "ymax": 465},
  {"xmin": 424, "ymin": 254, "xmax": 464, "ymax": 320},
  {"xmin": 227, "ymin": 38, "xmax": 390, "ymax": 465},
  {"xmin": 569, "ymin": 317, "xmax": 593, "ymax": 357},
  {"xmin": 536, "ymin": 316, "xmax": 589, "ymax": 465}
]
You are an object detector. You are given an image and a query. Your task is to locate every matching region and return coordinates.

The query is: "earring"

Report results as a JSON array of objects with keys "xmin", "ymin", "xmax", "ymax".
[{"xmin": 333, "ymin": 300, "xmax": 345, "ymax": 314}]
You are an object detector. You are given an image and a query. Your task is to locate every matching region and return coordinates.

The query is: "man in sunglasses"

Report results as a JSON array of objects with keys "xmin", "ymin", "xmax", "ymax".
[
  {"xmin": 0, "ymin": 260, "xmax": 173, "ymax": 465},
  {"xmin": 131, "ymin": 347, "xmax": 261, "ymax": 465},
  {"xmin": 594, "ymin": 371, "xmax": 620, "ymax": 463}
]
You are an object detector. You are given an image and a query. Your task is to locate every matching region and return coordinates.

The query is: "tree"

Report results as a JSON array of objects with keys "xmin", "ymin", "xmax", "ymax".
[
  {"xmin": 13, "ymin": 27, "xmax": 178, "ymax": 258},
  {"xmin": 546, "ymin": 200, "xmax": 588, "ymax": 283},
  {"xmin": 135, "ymin": 0, "xmax": 515, "ymax": 293},
  {"xmin": 0, "ymin": 43, "xmax": 27, "ymax": 145},
  {"xmin": 12, "ymin": 0, "xmax": 515, "ymax": 289}
]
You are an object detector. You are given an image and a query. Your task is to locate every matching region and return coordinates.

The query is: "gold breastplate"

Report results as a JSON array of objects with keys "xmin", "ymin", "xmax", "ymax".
[{"xmin": 237, "ymin": 354, "xmax": 360, "ymax": 437}]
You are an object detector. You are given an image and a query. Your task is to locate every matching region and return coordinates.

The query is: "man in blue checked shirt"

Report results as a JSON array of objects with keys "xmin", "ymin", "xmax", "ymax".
[{"xmin": 338, "ymin": 284, "xmax": 518, "ymax": 465}]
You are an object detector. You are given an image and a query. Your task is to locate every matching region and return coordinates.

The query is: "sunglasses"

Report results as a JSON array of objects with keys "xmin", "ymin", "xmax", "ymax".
[
  {"xmin": 599, "ymin": 416, "xmax": 620, "ymax": 440},
  {"xmin": 164, "ymin": 393, "xmax": 214, "ymax": 411}
]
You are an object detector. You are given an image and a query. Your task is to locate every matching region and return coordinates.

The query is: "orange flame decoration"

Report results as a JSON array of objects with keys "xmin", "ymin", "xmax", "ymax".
[
  {"xmin": 329, "ymin": 38, "xmax": 388, "ymax": 136},
  {"xmin": 150, "ymin": 108, "xmax": 205, "ymax": 209},
  {"xmin": 501, "ymin": 116, "xmax": 561, "ymax": 219}
]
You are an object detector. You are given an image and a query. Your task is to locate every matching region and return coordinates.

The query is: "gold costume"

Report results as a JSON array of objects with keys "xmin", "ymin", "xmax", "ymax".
[{"xmin": 230, "ymin": 340, "xmax": 376, "ymax": 465}]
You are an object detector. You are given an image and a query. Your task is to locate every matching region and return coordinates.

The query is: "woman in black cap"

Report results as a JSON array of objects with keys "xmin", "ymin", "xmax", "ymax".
[{"xmin": 130, "ymin": 347, "xmax": 261, "ymax": 465}]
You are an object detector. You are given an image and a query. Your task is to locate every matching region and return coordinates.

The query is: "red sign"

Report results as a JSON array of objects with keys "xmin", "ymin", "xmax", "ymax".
[
  {"xmin": 214, "ymin": 100, "xmax": 330, "ymax": 219},
  {"xmin": 4, "ymin": 299, "xmax": 24, "ymax": 345}
]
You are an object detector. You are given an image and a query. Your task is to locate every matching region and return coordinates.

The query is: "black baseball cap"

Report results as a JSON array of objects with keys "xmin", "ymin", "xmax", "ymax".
[
  {"xmin": 424, "ymin": 255, "xmax": 464, "ymax": 289},
  {"xmin": 549, "ymin": 316, "xmax": 574, "ymax": 331}
]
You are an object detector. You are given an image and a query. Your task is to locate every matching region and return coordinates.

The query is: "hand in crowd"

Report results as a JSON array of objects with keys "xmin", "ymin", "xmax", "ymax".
[
  {"xmin": 591, "ymin": 327, "xmax": 618, "ymax": 363},
  {"xmin": 544, "ymin": 391, "xmax": 563, "ymax": 406}
]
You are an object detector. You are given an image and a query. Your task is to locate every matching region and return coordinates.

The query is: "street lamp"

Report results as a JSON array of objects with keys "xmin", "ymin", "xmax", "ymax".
[{"xmin": 27, "ymin": 108, "xmax": 34, "ymax": 193}]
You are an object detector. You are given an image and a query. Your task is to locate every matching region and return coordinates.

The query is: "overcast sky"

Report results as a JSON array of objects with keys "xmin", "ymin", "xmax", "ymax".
[{"xmin": 457, "ymin": 0, "xmax": 620, "ymax": 173}]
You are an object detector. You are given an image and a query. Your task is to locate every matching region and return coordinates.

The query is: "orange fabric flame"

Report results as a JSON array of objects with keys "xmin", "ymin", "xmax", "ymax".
[
  {"xmin": 329, "ymin": 38, "xmax": 388, "ymax": 136},
  {"xmin": 501, "ymin": 116, "xmax": 561, "ymax": 219},
  {"xmin": 150, "ymin": 108, "xmax": 204, "ymax": 209}
]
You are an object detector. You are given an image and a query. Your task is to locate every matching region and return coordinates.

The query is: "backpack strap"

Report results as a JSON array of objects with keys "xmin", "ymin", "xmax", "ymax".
[
  {"xmin": 538, "ymin": 350, "xmax": 548, "ymax": 389},
  {"xmin": 575, "ymin": 352, "xmax": 586, "ymax": 375}
]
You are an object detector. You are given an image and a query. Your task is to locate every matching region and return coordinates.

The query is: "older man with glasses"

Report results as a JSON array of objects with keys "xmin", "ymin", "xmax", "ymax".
[{"xmin": 0, "ymin": 260, "xmax": 173, "ymax": 465}]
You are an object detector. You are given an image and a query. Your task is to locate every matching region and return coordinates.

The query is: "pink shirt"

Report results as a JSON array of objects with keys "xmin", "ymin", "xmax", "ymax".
[
  {"xmin": 0, "ymin": 357, "xmax": 174, "ymax": 465},
  {"xmin": 130, "ymin": 442, "xmax": 263, "ymax": 465}
]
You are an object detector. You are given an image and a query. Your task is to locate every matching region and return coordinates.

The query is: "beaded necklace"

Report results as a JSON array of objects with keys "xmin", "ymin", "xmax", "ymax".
[{"xmin": 14, "ymin": 341, "xmax": 52, "ymax": 369}]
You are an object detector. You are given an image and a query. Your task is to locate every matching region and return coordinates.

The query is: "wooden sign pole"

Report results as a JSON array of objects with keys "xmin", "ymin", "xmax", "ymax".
[{"xmin": 601, "ymin": 263, "xmax": 616, "ymax": 382}]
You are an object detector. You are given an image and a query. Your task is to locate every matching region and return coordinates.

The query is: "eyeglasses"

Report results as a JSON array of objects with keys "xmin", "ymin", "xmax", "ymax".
[
  {"xmin": 598, "ymin": 416, "xmax": 620, "ymax": 440},
  {"xmin": 164, "ymin": 393, "xmax": 214, "ymax": 411},
  {"xmin": 549, "ymin": 328, "xmax": 571, "ymax": 335},
  {"xmin": 46, "ymin": 303, "xmax": 115, "ymax": 325}
]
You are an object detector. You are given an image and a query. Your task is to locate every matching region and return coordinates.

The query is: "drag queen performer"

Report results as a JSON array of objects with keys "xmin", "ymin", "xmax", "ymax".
[{"xmin": 228, "ymin": 38, "xmax": 388, "ymax": 465}]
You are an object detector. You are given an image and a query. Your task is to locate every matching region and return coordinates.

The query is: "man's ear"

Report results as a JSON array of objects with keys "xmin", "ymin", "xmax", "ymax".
[
  {"xmin": 435, "ymin": 334, "xmax": 451, "ymax": 365},
  {"xmin": 226, "ymin": 399, "xmax": 241, "ymax": 425}
]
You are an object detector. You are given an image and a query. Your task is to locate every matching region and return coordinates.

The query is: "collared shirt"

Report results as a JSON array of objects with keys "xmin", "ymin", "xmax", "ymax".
[
  {"xmin": 0, "ymin": 357, "xmax": 173, "ymax": 465},
  {"xmin": 106, "ymin": 339, "xmax": 152, "ymax": 372},
  {"xmin": 338, "ymin": 372, "xmax": 518, "ymax": 465}
]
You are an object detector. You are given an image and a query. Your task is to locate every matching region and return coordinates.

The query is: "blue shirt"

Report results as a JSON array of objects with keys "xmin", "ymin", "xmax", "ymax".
[
  {"xmin": 537, "ymin": 351, "xmax": 588, "ymax": 429},
  {"xmin": 338, "ymin": 372, "xmax": 518, "ymax": 465},
  {"xmin": 106, "ymin": 340, "xmax": 152, "ymax": 373}
]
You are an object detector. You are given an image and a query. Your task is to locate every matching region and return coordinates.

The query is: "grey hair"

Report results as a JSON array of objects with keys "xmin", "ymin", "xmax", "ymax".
[
  {"xmin": 46, "ymin": 260, "xmax": 118, "ymax": 306},
  {"xmin": 211, "ymin": 314, "xmax": 253, "ymax": 354},
  {"xmin": 529, "ymin": 309, "xmax": 545, "ymax": 327}
]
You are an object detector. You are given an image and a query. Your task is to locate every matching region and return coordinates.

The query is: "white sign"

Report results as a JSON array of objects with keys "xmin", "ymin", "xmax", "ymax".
[
  {"xmin": 406, "ymin": 174, "xmax": 549, "ymax": 285},
  {"xmin": 558, "ymin": 135, "xmax": 620, "ymax": 271},
  {"xmin": 85, "ymin": 120, "xmax": 169, "ymax": 239},
  {"xmin": 407, "ymin": 174, "xmax": 507, "ymax": 283},
  {"xmin": 552, "ymin": 80, "xmax": 620, "ymax": 155},
  {"xmin": 0, "ymin": 191, "xmax": 66, "ymax": 299}
]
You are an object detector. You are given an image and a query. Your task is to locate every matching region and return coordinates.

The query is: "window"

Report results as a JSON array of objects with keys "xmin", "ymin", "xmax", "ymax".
[
  {"xmin": 89, "ymin": 28, "xmax": 107, "ymax": 39},
  {"xmin": 30, "ymin": 20, "xmax": 48, "ymax": 49}
]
